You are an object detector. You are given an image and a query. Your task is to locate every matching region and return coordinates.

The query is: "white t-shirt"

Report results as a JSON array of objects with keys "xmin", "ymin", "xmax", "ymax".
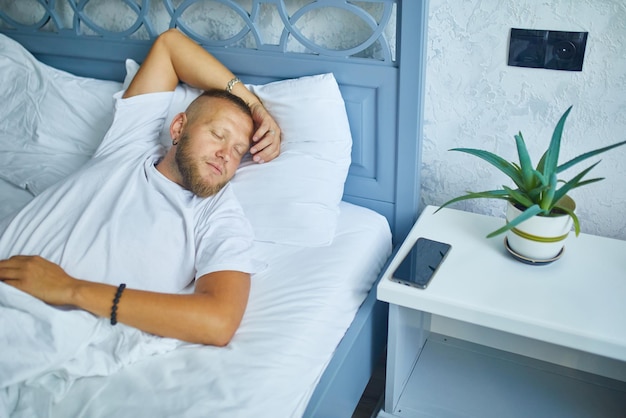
[{"xmin": 0, "ymin": 91, "xmax": 260, "ymax": 293}]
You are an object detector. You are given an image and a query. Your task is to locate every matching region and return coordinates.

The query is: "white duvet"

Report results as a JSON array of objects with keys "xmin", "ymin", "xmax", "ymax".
[
  {"xmin": 1, "ymin": 200, "xmax": 391, "ymax": 418},
  {"xmin": 0, "ymin": 286, "xmax": 181, "ymax": 411}
]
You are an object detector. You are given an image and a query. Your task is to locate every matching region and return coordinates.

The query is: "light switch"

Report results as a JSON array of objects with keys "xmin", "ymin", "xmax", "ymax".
[{"xmin": 508, "ymin": 28, "xmax": 547, "ymax": 69}]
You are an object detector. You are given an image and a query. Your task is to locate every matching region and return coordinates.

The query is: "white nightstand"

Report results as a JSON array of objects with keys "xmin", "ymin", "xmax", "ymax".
[{"xmin": 376, "ymin": 206, "xmax": 626, "ymax": 418}]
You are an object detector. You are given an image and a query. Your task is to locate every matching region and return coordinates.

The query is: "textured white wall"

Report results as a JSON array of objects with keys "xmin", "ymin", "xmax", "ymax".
[{"xmin": 421, "ymin": 0, "xmax": 626, "ymax": 240}]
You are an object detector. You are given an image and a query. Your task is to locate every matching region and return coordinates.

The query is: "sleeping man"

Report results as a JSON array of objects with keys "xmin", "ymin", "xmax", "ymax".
[{"xmin": 0, "ymin": 29, "xmax": 281, "ymax": 347}]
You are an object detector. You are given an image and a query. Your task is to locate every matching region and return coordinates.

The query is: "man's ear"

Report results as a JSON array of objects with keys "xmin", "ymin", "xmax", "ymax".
[{"xmin": 169, "ymin": 112, "xmax": 187, "ymax": 143}]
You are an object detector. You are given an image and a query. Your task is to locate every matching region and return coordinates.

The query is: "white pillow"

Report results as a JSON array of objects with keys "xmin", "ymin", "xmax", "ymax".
[
  {"xmin": 0, "ymin": 34, "xmax": 122, "ymax": 195},
  {"xmin": 124, "ymin": 61, "xmax": 352, "ymax": 246}
]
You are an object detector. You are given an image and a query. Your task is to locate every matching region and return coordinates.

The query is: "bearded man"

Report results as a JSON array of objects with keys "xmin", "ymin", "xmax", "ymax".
[{"xmin": 0, "ymin": 29, "xmax": 281, "ymax": 346}]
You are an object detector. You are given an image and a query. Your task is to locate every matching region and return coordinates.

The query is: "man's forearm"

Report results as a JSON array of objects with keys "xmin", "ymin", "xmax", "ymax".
[
  {"xmin": 160, "ymin": 29, "xmax": 261, "ymax": 105},
  {"xmin": 0, "ymin": 255, "xmax": 250, "ymax": 346},
  {"xmin": 70, "ymin": 278, "xmax": 249, "ymax": 346},
  {"xmin": 124, "ymin": 28, "xmax": 260, "ymax": 107}
]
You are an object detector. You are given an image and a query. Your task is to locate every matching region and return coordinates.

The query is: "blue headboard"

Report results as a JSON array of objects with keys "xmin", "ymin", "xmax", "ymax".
[{"xmin": 0, "ymin": 0, "xmax": 428, "ymax": 245}]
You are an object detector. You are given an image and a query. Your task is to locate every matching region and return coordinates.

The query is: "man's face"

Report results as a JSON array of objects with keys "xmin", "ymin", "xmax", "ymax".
[{"xmin": 175, "ymin": 99, "xmax": 253, "ymax": 198}]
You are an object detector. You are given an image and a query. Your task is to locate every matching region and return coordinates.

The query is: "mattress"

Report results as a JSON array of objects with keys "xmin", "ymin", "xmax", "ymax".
[{"xmin": 2, "ymin": 197, "xmax": 391, "ymax": 418}]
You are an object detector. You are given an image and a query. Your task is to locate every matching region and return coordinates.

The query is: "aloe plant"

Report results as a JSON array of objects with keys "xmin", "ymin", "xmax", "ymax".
[{"xmin": 437, "ymin": 106, "xmax": 626, "ymax": 238}]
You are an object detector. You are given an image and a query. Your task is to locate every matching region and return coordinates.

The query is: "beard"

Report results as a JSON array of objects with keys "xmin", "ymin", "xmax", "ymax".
[{"xmin": 174, "ymin": 132, "xmax": 228, "ymax": 198}]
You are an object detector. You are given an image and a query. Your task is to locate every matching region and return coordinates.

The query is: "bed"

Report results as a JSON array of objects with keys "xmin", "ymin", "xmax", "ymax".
[{"xmin": 0, "ymin": 1, "xmax": 428, "ymax": 417}]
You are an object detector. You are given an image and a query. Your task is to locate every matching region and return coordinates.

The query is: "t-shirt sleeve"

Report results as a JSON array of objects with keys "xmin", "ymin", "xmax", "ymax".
[
  {"xmin": 194, "ymin": 186, "xmax": 265, "ymax": 278},
  {"xmin": 94, "ymin": 91, "xmax": 174, "ymax": 158}
]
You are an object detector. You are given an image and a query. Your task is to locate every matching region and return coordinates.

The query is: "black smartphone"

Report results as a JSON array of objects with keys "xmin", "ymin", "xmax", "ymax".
[{"xmin": 390, "ymin": 237, "xmax": 452, "ymax": 289}]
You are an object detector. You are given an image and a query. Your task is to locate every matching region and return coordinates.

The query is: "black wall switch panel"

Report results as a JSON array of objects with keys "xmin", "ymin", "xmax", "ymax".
[
  {"xmin": 508, "ymin": 28, "xmax": 547, "ymax": 68},
  {"xmin": 508, "ymin": 28, "xmax": 588, "ymax": 71},
  {"xmin": 544, "ymin": 31, "xmax": 588, "ymax": 71}
]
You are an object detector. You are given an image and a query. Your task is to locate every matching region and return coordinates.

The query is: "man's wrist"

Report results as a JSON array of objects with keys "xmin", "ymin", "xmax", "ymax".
[
  {"xmin": 69, "ymin": 278, "xmax": 111, "ymax": 318},
  {"xmin": 225, "ymin": 77, "xmax": 241, "ymax": 93}
]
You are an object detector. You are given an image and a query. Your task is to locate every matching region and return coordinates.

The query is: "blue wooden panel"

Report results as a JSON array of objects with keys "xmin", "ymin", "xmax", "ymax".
[
  {"xmin": 343, "ymin": 86, "xmax": 376, "ymax": 179},
  {"xmin": 303, "ymin": 276, "xmax": 390, "ymax": 418},
  {"xmin": 392, "ymin": 0, "xmax": 430, "ymax": 243},
  {"xmin": 341, "ymin": 70, "xmax": 398, "ymax": 204}
]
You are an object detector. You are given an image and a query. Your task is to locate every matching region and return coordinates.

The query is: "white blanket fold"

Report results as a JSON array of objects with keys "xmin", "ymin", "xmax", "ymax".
[
  {"xmin": 1, "ymin": 202, "xmax": 392, "ymax": 418},
  {"xmin": 0, "ymin": 283, "xmax": 181, "ymax": 416}
]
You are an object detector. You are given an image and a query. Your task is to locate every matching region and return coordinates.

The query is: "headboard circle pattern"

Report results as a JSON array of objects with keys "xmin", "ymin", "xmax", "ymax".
[{"xmin": 0, "ymin": 0, "xmax": 395, "ymax": 61}]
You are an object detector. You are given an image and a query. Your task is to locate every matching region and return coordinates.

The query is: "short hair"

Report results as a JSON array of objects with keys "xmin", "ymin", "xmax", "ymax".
[{"xmin": 185, "ymin": 88, "xmax": 253, "ymax": 124}]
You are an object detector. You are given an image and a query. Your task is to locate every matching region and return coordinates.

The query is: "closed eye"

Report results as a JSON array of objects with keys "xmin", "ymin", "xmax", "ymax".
[
  {"xmin": 211, "ymin": 130, "xmax": 225, "ymax": 141},
  {"xmin": 234, "ymin": 145, "xmax": 247, "ymax": 157}
]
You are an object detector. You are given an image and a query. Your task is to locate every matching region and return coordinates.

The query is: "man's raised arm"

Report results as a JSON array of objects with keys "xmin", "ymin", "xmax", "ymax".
[{"xmin": 125, "ymin": 28, "xmax": 280, "ymax": 164}]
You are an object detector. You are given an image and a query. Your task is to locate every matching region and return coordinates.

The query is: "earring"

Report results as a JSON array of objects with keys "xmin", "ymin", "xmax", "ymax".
[{"xmin": 172, "ymin": 139, "xmax": 178, "ymax": 146}]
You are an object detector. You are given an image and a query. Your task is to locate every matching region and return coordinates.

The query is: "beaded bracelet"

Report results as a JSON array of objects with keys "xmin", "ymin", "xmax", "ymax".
[
  {"xmin": 226, "ymin": 77, "xmax": 241, "ymax": 93},
  {"xmin": 110, "ymin": 283, "xmax": 126, "ymax": 326}
]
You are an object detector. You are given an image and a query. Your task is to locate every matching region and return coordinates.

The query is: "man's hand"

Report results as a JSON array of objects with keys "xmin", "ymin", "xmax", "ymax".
[
  {"xmin": 0, "ymin": 255, "xmax": 76, "ymax": 305},
  {"xmin": 249, "ymin": 102, "xmax": 281, "ymax": 164}
]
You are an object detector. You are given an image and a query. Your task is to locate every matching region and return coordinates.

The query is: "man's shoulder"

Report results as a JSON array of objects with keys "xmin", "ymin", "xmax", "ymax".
[{"xmin": 95, "ymin": 91, "xmax": 174, "ymax": 158}]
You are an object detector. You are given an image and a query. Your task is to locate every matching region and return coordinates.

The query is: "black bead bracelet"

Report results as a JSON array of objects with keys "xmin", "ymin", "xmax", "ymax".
[{"xmin": 110, "ymin": 283, "xmax": 126, "ymax": 326}]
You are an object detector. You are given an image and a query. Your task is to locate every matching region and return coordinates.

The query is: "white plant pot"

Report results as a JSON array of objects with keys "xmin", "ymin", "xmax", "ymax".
[{"xmin": 505, "ymin": 201, "xmax": 573, "ymax": 261}]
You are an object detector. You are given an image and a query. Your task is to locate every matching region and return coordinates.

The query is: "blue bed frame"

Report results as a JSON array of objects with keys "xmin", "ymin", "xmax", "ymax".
[{"xmin": 0, "ymin": 1, "xmax": 428, "ymax": 415}]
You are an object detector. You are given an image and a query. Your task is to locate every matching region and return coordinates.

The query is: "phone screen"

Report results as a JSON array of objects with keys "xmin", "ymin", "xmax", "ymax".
[{"xmin": 390, "ymin": 238, "xmax": 452, "ymax": 289}]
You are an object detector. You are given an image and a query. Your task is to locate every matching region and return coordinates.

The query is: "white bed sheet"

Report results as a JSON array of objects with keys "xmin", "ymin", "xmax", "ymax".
[{"xmin": 2, "ymin": 195, "xmax": 391, "ymax": 418}]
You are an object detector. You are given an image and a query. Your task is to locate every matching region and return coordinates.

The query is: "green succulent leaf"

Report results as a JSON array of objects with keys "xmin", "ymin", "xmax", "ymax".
[
  {"xmin": 502, "ymin": 185, "xmax": 533, "ymax": 208},
  {"xmin": 450, "ymin": 148, "xmax": 525, "ymax": 189},
  {"xmin": 536, "ymin": 152, "xmax": 548, "ymax": 175},
  {"xmin": 570, "ymin": 177, "xmax": 605, "ymax": 188},
  {"xmin": 435, "ymin": 189, "xmax": 511, "ymax": 213},
  {"xmin": 552, "ymin": 175, "xmax": 605, "ymax": 208},
  {"xmin": 553, "ymin": 203, "xmax": 581, "ymax": 236},
  {"xmin": 557, "ymin": 140, "xmax": 626, "ymax": 173},
  {"xmin": 523, "ymin": 169, "xmax": 548, "ymax": 202},
  {"xmin": 542, "ymin": 106, "xmax": 572, "ymax": 179},
  {"xmin": 486, "ymin": 204, "xmax": 545, "ymax": 238},
  {"xmin": 532, "ymin": 169, "xmax": 548, "ymax": 187},
  {"xmin": 540, "ymin": 172, "xmax": 558, "ymax": 211},
  {"xmin": 514, "ymin": 132, "xmax": 535, "ymax": 189}
]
